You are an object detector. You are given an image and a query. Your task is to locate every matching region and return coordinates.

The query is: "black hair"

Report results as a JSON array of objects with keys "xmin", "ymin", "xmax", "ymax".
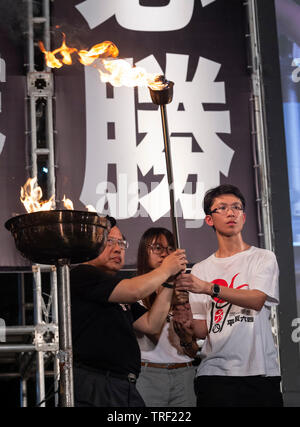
[
  {"xmin": 203, "ymin": 184, "xmax": 246, "ymax": 215},
  {"xmin": 137, "ymin": 227, "xmax": 174, "ymax": 276},
  {"xmin": 106, "ymin": 215, "xmax": 117, "ymax": 228}
]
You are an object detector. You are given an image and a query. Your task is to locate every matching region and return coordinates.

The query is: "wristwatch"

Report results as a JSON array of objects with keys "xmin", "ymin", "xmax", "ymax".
[
  {"xmin": 162, "ymin": 282, "xmax": 175, "ymax": 289},
  {"xmin": 211, "ymin": 283, "xmax": 220, "ymax": 299}
]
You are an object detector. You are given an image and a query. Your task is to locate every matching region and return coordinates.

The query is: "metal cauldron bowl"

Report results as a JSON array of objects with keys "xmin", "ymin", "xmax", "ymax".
[{"xmin": 5, "ymin": 210, "xmax": 110, "ymax": 265}]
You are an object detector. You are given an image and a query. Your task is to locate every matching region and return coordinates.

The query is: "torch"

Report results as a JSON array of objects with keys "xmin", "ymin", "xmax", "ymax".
[
  {"xmin": 148, "ymin": 77, "xmax": 189, "ymax": 305},
  {"xmin": 148, "ymin": 77, "xmax": 180, "ymax": 249}
]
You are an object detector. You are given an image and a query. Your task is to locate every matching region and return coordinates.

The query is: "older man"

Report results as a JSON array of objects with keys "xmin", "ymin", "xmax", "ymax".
[{"xmin": 70, "ymin": 217, "xmax": 187, "ymax": 407}]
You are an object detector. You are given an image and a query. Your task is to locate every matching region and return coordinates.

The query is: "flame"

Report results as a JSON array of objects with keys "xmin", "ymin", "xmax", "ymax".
[
  {"xmin": 20, "ymin": 177, "xmax": 56, "ymax": 213},
  {"xmin": 39, "ymin": 41, "xmax": 64, "ymax": 69},
  {"xmin": 39, "ymin": 34, "xmax": 168, "ymax": 89},
  {"xmin": 38, "ymin": 33, "xmax": 78, "ymax": 69},
  {"xmin": 62, "ymin": 195, "xmax": 74, "ymax": 210},
  {"xmin": 148, "ymin": 75, "xmax": 171, "ymax": 90},
  {"xmin": 98, "ymin": 58, "xmax": 159, "ymax": 88},
  {"xmin": 40, "ymin": 35, "xmax": 118, "ymax": 69},
  {"xmin": 20, "ymin": 178, "xmax": 99, "ymax": 214},
  {"xmin": 78, "ymin": 41, "xmax": 119, "ymax": 66}
]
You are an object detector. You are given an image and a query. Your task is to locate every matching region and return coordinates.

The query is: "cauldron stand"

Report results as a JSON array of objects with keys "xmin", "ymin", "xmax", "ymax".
[{"xmin": 56, "ymin": 260, "xmax": 74, "ymax": 407}]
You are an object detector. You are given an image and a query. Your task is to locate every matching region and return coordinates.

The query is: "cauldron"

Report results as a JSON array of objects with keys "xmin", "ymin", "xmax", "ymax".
[{"xmin": 5, "ymin": 210, "xmax": 110, "ymax": 265}]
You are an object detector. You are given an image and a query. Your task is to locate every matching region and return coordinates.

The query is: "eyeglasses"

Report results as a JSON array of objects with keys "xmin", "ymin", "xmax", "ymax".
[
  {"xmin": 209, "ymin": 204, "xmax": 244, "ymax": 215},
  {"xmin": 107, "ymin": 237, "xmax": 129, "ymax": 250},
  {"xmin": 148, "ymin": 244, "xmax": 175, "ymax": 255}
]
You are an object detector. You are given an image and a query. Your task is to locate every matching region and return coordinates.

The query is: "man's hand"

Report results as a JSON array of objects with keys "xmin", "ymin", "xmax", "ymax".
[{"xmin": 161, "ymin": 249, "xmax": 187, "ymax": 277}]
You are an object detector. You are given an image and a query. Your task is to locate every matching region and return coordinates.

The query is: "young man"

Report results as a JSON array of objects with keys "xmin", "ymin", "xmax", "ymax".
[
  {"xmin": 70, "ymin": 217, "xmax": 187, "ymax": 407},
  {"xmin": 175, "ymin": 184, "xmax": 283, "ymax": 407}
]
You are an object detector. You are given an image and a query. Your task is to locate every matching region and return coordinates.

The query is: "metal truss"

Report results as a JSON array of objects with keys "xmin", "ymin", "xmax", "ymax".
[
  {"xmin": 245, "ymin": 0, "xmax": 281, "ymax": 366},
  {"xmin": 0, "ymin": 0, "xmax": 61, "ymax": 407},
  {"xmin": 0, "ymin": 267, "xmax": 59, "ymax": 406}
]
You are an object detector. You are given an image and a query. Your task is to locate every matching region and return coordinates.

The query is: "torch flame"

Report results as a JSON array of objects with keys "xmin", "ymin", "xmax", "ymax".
[
  {"xmin": 39, "ymin": 34, "xmax": 168, "ymax": 89},
  {"xmin": 39, "ymin": 40, "xmax": 64, "ymax": 69},
  {"xmin": 78, "ymin": 41, "xmax": 119, "ymax": 66},
  {"xmin": 39, "ymin": 33, "xmax": 78, "ymax": 69},
  {"xmin": 98, "ymin": 58, "xmax": 159, "ymax": 88},
  {"xmin": 40, "ymin": 35, "xmax": 119, "ymax": 69}
]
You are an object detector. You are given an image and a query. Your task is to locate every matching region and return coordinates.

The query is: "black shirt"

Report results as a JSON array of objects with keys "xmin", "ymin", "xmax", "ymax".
[{"xmin": 70, "ymin": 264, "xmax": 147, "ymax": 376}]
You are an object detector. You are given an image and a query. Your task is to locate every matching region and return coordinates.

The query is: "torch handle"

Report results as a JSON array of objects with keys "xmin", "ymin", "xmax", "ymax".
[
  {"xmin": 160, "ymin": 105, "xmax": 189, "ymax": 305},
  {"xmin": 160, "ymin": 104, "xmax": 180, "ymax": 249}
]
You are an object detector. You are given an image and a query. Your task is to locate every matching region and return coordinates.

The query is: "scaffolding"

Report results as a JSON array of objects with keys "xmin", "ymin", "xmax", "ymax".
[
  {"xmin": 0, "ymin": 0, "xmax": 61, "ymax": 407},
  {"xmin": 246, "ymin": 0, "xmax": 281, "ymax": 360}
]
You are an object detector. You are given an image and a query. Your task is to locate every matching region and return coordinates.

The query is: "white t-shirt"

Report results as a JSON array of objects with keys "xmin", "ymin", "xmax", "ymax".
[
  {"xmin": 137, "ymin": 319, "xmax": 193, "ymax": 364},
  {"xmin": 190, "ymin": 246, "xmax": 280, "ymax": 377}
]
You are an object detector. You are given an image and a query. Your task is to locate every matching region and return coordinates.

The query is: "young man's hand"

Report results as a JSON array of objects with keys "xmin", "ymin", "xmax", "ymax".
[{"xmin": 175, "ymin": 273, "xmax": 211, "ymax": 295}]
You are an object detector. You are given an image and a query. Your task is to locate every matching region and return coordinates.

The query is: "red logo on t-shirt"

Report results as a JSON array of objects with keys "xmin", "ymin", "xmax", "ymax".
[
  {"xmin": 214, "ymin": 309, "xmax": 224, "ymax": 323},
  {"xmin": 212, "ymin": 273, "xmax": 248, "ymax": 304}
]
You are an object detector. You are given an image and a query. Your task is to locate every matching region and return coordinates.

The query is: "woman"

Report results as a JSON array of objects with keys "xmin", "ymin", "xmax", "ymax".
[{"xmin": 135, "ymin": 227, "xmax": 197, "ymax": 407}]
